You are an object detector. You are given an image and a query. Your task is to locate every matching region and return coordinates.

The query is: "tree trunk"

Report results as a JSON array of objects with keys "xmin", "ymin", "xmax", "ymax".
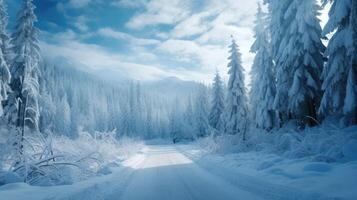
[
  {"xmin": 14, "ymin": 77, "xmax": 26, "ymax": 167},
  {"xmin": 278, "ymin": 112, "xmax": 283, "ymax": 127},
  {"xmin": 307, "ymin": 99, "xmax": 318, "ymax": 126}
]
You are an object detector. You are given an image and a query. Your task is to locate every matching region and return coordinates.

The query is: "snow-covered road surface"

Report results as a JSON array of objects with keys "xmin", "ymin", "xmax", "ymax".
[
  {"xmin": 119, "ymin": 145, "xmax": 261, "ymax": 200},
  {"xmin": 0, "ymin": 144, "xmax": 336, "ymax": 200}
]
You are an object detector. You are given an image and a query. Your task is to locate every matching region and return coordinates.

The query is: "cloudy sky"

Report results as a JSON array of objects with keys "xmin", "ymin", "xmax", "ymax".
[{"xmin": 6, "ymin": 0, "xmax": 329, "ymax": 84}]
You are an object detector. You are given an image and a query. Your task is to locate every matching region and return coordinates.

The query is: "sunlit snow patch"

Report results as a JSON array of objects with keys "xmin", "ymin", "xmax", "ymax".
[{"xmin": 123, "ymin": 146, "xmax": 193, "ymax": 169}]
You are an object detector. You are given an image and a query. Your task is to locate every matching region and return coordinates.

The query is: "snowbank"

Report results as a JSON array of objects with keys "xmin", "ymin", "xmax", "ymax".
[
  {"xmin": 197, "ymin": 122, "xmax": 357, "ymax": 163},
  {"xmin": 188, "ymin": 123, "xmax": 357, "ymax": 199}
]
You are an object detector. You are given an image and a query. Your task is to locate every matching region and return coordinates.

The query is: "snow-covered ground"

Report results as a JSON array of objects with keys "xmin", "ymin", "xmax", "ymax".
[
  {"xmin": 182, "ymin": 124, "xmax": 357, "ymax": 200},
  {"xmin": 0, "ymin": 145, "xmax": 259, "ymax": 200},
  {"xmin": 1, "ymin": 142, "xmax": 356, "ymax": 200},
  {"xmin": 179, "ymin": 144, "xmax": 357, "ymax": 200}
]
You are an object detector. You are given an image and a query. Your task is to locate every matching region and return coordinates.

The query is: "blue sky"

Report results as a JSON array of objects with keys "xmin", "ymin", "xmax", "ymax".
[{"xmin": 6, "ymin": 0, "xmax": 329, "ymax": 83}]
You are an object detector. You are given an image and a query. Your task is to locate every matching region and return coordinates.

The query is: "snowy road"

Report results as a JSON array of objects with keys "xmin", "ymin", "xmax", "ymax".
[
  {"xmin": 118, "ymin": 145, "xmax": 261, "ymax": 200},
  {"xmin": 0, "ymin": 144, "xmax": 333, "ymax": 200}
]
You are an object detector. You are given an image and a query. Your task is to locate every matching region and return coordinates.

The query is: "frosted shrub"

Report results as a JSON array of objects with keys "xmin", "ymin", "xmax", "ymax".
[
  {"xmin": 196, "ymin": 134, "xmax": 244, "ymax": 154},
  {"xmin": 195, "ymin": 120, "xmax": 357, "ymax": 163},
  {"xmin": 53, "ymin": 129, "xmax": 144, "ymax": 177},
  {"xmin": 0, "ymin": 129, "xmax": 83, "ymax": 186},
  {"xmin": 0, "ymin": 127, "xmax": 144, "ymax": 186},
  {"xmin": 196, "ymin": 135, "xmax": 220, "ymax": 153}
]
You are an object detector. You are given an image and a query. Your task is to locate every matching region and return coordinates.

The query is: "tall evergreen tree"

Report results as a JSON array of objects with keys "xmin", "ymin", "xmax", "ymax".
[
  {"xmin": 0, "ymin": 0, "xmax": 11, "ymax": 64},
  {"xmin": 194, "ymin": 84, "xmax": 210, "ymax": 138},
  {"xmin": 128, "ymin": 82, "xmax": 137, "ymax": 136},
  {"xmin": 250, "ymin": 4, "xmax": 276, "ymax": 130},
  {"xmin": 143, "ymin": 97, "xmax": 154, "ymax": 139},
  {"xmin": 169, "ymin": 98, "xmax": 183, "ymax": 142},
  {"xmin": 183, "ymin": 96, "xmax": 195, "ymax": 139},
  {"xmin": 0, "ymin": 0, "xmax": 10, "ymax": 116},
  {"xmin": 8, "ymin": 0, "xmax": 40, "ymax": 164},
  {"xmin": 320, "ymin": 0, "xmax": 357, "ymax": 123},
  {"xmin": 209, "ymin": 71, "xmax": 225, "ymax": 131},
  {"xmin": 224, "ymin": 38, "xmax": 248, "ymax": 140},
  {"xmin": 55, "ymin": 94, "xmax": 71, "ymax": 136},
  {"xmin": 266, "ymin": 0, "xmax": 324, "ymax": 126},
  {"xmin": 266, "ymin": 0, "xmax": 294, "ymax": 125},
  {"xmin": 286, "ymin": 0, "xmax": 325, "ymax": 126}
]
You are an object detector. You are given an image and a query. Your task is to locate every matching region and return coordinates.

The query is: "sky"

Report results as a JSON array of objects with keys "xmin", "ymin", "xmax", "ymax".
[{"xmin": 6, "ymin": 0, "xmax": 330, "ymax": 84}]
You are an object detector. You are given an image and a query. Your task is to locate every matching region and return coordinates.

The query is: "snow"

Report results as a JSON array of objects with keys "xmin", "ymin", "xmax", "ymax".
[
  {"xmin": 0, "ymin": 171, "xmax": 22, "ymax": 185},
  {"xmin": 1, "ymin": 141, "xmax": 356, "ymax": 199},
  {"xmin": 119, "ymin": 145, "xmax": 260, "ymax": 200},
  {"xmin": 342, "ymin": 139, "xmax": 357, "ymax": 161},
  {"xmin": 0, "ymin": 145, "xmax": 260, "ymax": 200},
  {"xmin": 185, "ymin": 123, "xmax": 357, "ymax": 199},
  {"xmin": 179, "ymin": 144, "xmax": 357, "ymax": 200}
]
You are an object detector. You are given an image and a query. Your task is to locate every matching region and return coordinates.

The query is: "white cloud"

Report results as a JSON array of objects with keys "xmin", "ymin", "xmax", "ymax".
[
  {"xmin": 97, "ymin": 28, "xmax": 160, "ymax": 46},
  {"xmin": 157, "ymin": 38, "xmax": 254, "ymax": 85},
  {"xmin": 41, "ymin": 39, "xmax": 165, "ymax": 80},
  {"xmin": 52, "ymin": 0, "xmax": 260, "ymax": 83},
  {"xmin": 51, "ymin": 29, "xmax": 78, "ymax": 41},
  {"xmin": 170, "ymin": 11, "xmax": 216, "ymax": 39},
  {"xmin": 67, "ymin": 0, "xmax": 91, "ymax": 8},
  {"xmin": 74, "ymin": 15, "xmax": 89, "ymax": 32},
  {"xmin": 125, "ymin": 0, "xmax": 191, "ymax": 29},
  {"xmin": 112, "ymin": 0, "xmax": 149, "ymax": 8},
  {"xmin": 40, "ymin": 32, "xmax": 211, "ymax": 81},
  {"xmin": 158, "ymin": 39, "xmax": 224, "ymax": 68},
  {"xmin": 157, "ymin": 40, "xmax": 220, "ymax": 80},
  {"xmin": 151, "ymin": 0, "xmax": 259, "ymax": 84}
]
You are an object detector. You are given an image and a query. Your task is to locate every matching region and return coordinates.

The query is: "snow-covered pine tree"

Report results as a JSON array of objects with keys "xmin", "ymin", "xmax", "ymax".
[
  {"xmin": 183, "ymin": 96, "xmax": 195, "ymax": 139},
  {"xmin": 38, "ymin": 88, "xmax": 55, "ymax": 133},
  {"xmin": 209, "ymin": 71, "xmax": 225, "ymax": 131},
  {"xmin": 120, "ymin": 100, "xmax": 132, "ymax": 137},
  {"xmin": 194, "ymin": 84, "xmax": 210, "ymax": 138},
  {"xmin": 69, "ymin": 89, "xmax": 80, "ymax": 137},
  {"xmin": 55, "ymin": 94, "xmax": 71, "ymax": 137},
  {"xmin": 8, "ymin": 0, "xmax": 41, "ymax": 164},
  {"xmin": 144, "ymin": 98, "xmax": 154, "ymax": 139},
  {"xmin": 135, "ymin": 82, "xmax": 144, "ymax": 136},
  {"xmin": 169, "ymin": 98, "xmax": 183, "ymax": 143},
  {"xmin": 265, "ymin": 0, "xmax": 293, "ymax": 125},
  {"xmin": 9, "ymin": 0, "xmax": 40, "ymax": 129},
  {"xmin": 224, "ymin": 38, "xmax": 248, "ymax": 140},
  {"xmin": 285, "ymin": 0, "xmax": 325, "ymax": 126},
  {"xmin": 320, "ymin": 0, "xmax": 357, "ymax": 123},
  {"xmin": 0, "ymin": 0, "xmax": 11, "ymax": 62},
  {"xmin": 266, "ymin": 0, "xmax": 324, "ymax": 126},
  {"xmin": 250, "ymin": 4, "xmax": 276, "ymax": 130},
  {"xmin": 38, "ymin": 62, "xmax": 55, "ymax": 133},
  {"xmin": 0, "ymin": 0, "xmax": 10, "ymax": 116},
  {"xmin": 128, "ymin": 82, "xmax": 137, "ymax": 136}
]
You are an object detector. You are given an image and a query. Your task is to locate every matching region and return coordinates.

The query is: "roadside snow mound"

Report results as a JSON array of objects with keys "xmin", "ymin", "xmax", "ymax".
[{"xmin": 196, "ymin": 121, "xmax": 357, "ymax": 163}]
